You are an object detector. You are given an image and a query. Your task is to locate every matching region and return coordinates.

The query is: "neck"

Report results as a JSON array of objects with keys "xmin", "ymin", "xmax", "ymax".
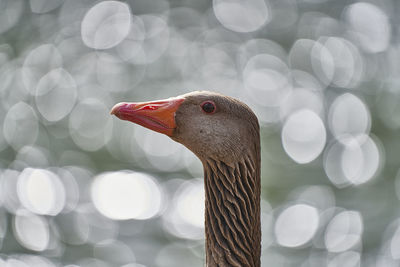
[{"xmin": 202, "ymin": 152, "xmax": 261, "ymax": 267}]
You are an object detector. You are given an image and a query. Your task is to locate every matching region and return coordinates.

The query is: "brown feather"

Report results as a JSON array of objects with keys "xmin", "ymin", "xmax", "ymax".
[
  {"xmin": 171, "ymin": 91, "xmax": 261, "ymax": 267},
  {"xmin": 203, "ymin": 155, "xmax": 260, "ymax": 267},
  {"xmin": 112, "ymin": 90, "xmax": 261, "ymax": 266}
]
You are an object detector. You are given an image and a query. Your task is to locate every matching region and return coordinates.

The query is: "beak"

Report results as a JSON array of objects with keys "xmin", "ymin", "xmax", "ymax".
[{"xmin": 110, "ymin": 97, "xmax": 185, "ymax": 136}]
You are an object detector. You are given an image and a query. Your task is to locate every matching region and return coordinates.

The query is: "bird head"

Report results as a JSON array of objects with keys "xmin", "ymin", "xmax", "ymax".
[{"xmin": 111, "ymin": 91, "xmax": 259, "ymax": 164}]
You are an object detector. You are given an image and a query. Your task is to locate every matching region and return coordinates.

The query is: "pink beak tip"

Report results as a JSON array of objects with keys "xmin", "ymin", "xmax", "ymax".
[{"xmin": 110, "ymin": 103, "xmax": 125, "ymax": 115}]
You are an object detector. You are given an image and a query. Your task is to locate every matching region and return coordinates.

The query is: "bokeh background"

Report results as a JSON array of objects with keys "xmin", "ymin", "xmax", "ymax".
[{"xmin": 0, "ymin": 0, "xmax": 399, "ymax": 266}]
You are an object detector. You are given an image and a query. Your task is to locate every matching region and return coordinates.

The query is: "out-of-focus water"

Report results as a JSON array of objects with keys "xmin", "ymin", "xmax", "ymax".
[{"xmin": 0, "ymin": 0, "xmax": 399, "ymax": 266}]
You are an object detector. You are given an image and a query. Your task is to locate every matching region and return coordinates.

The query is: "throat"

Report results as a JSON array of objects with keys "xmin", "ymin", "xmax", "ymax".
[{"xmin": 203, "ymin": 156, "xmax": 261, "ymax": 267}]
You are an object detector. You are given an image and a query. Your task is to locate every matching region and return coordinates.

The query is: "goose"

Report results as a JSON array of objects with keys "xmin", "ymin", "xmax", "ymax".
[{"xmin": 111, "ymin": 91, "xmax": 261, "ymax": 267}]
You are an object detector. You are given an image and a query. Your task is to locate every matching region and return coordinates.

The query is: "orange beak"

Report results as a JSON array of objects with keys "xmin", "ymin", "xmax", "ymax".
[{"xmin": 110, "ymin": 98, "xmax": 185, "ymax": 136}]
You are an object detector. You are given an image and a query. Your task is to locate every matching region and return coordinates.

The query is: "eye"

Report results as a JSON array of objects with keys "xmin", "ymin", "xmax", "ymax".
[{"xmin": 201, "ymin": 101, "xmax": 216, "ymax": 114}]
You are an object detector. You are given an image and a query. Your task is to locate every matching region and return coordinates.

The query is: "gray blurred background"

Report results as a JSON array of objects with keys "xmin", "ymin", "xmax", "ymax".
[{"xmin": 0, "ymin": 0, "xmax": 399, "ymax": 266}]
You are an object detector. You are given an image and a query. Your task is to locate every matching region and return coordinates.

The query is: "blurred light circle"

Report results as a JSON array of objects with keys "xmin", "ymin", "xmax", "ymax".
[
  {"xmin": 163, "ymin": 179, "xmax": 205, "ymax": 240},
  {"xmin": 81, "ymin": 206, "xmax": 119, "ymax": 244},
  {"xmin": 57, "ymin": 150, "xmax": 95, "ymax": 172},
  {"xmin": 175, "ymin": 180, "xmax": 204, "ymax": 228},
  {"xmin": 280, "ymin": 88, "xmax": 324, "ymax": 120},
  {"xmin": 275, "ymin": 204, "xmax": 319, "ymax": 247},
  {"xmin": 343, "ymin": 136, "xmax": 381, "ymax": 185},
  {"xmin": 17, "ymin": 168, "xmax": 66, "ymax": 216},
  {"xmin": 238, "ymin": 39, "xmax": 287, "ymax": 70},
  {"xmin": 22, "ymin": 44, "xmax": 63, "ymax": 94},
  {"xmin": 1, "ymin": 169, "xmax": 21, "ymax": 214},
  {"xmin": 70, "ymin": 51, "xmax": 144, "ymax": 91},
  {"xmin": 344, "ymin": 2, "xmax": 390, "ymax": 53},
  {"xmin": 243, "ymin": 54, "xmax": 292, "ymax": 107},
  {"xmin": 295, "ymin": 185, "xmax": 336, "ymax": 211},
  {"xmin": 0, "ymin": 118, "xmax": 6, "ymax": 153},
  {"xmin": 6, "ymin": 259, "xmax": 30, "ymax": 267},
  {"xmin": 77, "ymin": 83, "xmax": 110, "ymax": 105},
  {"xmin": 328, "ymin": 251, "xmax": 361, "ymax": 267},
  {"xmin": 289, "ymin": 39, "xmax": 334, "ymax": 86},
  {"xmin": 324, "ymin": 135, "xmax": 381, "ymax": 187},
  {"xmin": 135, "ymin": 127, "xmax": 184, "ymax": 171},
  {"xmin": 106, "ymin": 121, "xmax": 138, "ymax": 164},
  {"xmin": 267, "ymin": 0, "xmax": 298, "ymax": 30},
  {"xmin": 77, "ymin": 258, "xmax": 109, "ymax": 267},
  {"xmin": 282, "ymin": 109, "xmax": 326, "ymax": 164},
  {"xmin": 0, "ymin": 209, "xmax": 7, "ymax": 240},
  {"xmin": 54, "ymin": 211, "xmax": 89, "ymax": 245},
  {"xmin": 204, "ymin": 25, "xmax": 242, "ymax": 43},
  {"xmin": 17, "ymin": 255, "xmax": 57, "ymax": 267},
  {"xmin": 95, "ymin": 53, "xmax": 139, "ymax": 93},
  {"xmin": 297, "ymin": 12, "xmax": 339, "ymax": 39},
  {"xmin": 310, "ymin": 40, "xmax": 335, "ymax": 85},
  {"xmin": 15, "ymin": 145, "xmax": 49, "ymax": 168},
  {"xmin": 56, "ymin": 34, "xmax": 86, "ymax": 66},
  {"xmin": 69, "ymin": 98, "xmax": 113, "ymax": 151},
  {"xmin": 200, "ymin": 46, "xmax": 239, "ymax": 93},
  {"xmin": 94, "ymin": 239, "xmax": 135, "ymax": 265},
  {"xmin": 390, "ymin": 223, "xmax": 400, "ymax": 259},
  {"xmin": 13, "ymin": 210, "xmax": 50, "ymax": 251},
  {"xmin": 291, "ymin": 67, "xmax": 323, "ymax": 90},
  {"xmin": 29, "ymin": 0, "xmax": 63, "ymax": 14},
  {"xmin": 318, "ymin": 37, "xmax": 363, "ymax": 88},
  {"xmin": 122, "ymin": 15, "xmax": 170, "ymax": 65},
  {"xmin": 0, "ymin": 63, "xmax": 26, "ymax": 110},
  {"xmin": 261, "ymin": 200, "xmax": 274, "ymax": 249},
  {"xmin": 183, "ymin": 149, "xmax": 203, "ymax": 178},
  {"xmin": 36, "ymin": 13, "xmax": 59, "ymax": 40},
  {"xmin": 213, "ymin": 0, "xmax": 270, "ymax": 33},
  {"xmin": 121, "ymin": 264, "xmax": 146, "ymax": 267},
  {"xmin": 0, "ymin": 43, "xmax": 13, "ymax": 65},
  {"xmin": 3, "ymin": 102, "xmax": 39, "ymax": 150},
  {"xmin": 341, "ymin": 139, "xmax": 364, "ymax": 183},
  {"xmin": 91, "ymin": 171, "xmax": 162, "ymax": 220},
  {"xmin": 315, "ymin": 16, "xmax": 341, "ymax": 38},
  {"xmin": 0, "ymin": 0, "xmax": 24, "ymax": 34},
  {"xmin": 324, "ymin": 139, "xmax": 350, "ymax": 188},
  {"xmin": 375, "ymin": 257, "xmax": 398, "ymax": 267},
  {"xmin": 156, "ymin": 243, "xmax": 204, "ymax": 267},
  {"xmin": 63, "ymin": 167, "xmax": 94, "ymax": 203},
  {"xmin": 329, "ymin": 93, "xmax": 370, "ymax": 142},
  {"xmin": 56, "ymin": 168, "xmax": 80, "ymax": 212},
  {"xmin": 126, "ymin": 0, "xmax": 170, "ymax": 14},
  {"xmin": 70, "ymin": 203, "xmax": 118, "ymax": 245},
  {"xmin": 115, "ymin": 15, "xmax": 146, "ymax": 62},
  {"xmin": 245, "ymin": 70, "xmax": 289, "ymax": 106},
  {"xmin": 35, "ymin": 68, "xmax": 77, "ymax": 122},
  {"xmin": 325, "ymin": 210, "xmax": 363, "ymax": 252},
  {"xmin": 81, "ymin": 1, "xmax": 131, "ymax": 50}
]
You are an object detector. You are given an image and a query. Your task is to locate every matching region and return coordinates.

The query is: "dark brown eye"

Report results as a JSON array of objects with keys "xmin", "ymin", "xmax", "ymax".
[{"xmin": 201, "ymin": 101, "xmax": 216, "ymax": 114}]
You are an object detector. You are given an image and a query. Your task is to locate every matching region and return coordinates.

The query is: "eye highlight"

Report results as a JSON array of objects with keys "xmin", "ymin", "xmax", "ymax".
[{"xmin": 201, "ymin": 101, "xmax": 216, "ymax": 114}]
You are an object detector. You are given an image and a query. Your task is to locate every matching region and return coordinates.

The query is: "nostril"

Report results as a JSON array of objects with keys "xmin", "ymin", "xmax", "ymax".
[{"xmin": 142, "ymin": 105, "xmax": 158, "ymax": 110}]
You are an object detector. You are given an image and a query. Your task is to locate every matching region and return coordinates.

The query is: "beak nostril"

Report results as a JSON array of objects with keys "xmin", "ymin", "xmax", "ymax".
[{"xmin": 141, "ymin": 105, "xmax": 158, "ymax": 111}]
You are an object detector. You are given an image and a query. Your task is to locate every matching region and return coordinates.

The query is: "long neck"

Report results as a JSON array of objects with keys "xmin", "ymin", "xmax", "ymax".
[{"xmin": 203, "ymin": 152, "xmax": 261, "ymax": 267}]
